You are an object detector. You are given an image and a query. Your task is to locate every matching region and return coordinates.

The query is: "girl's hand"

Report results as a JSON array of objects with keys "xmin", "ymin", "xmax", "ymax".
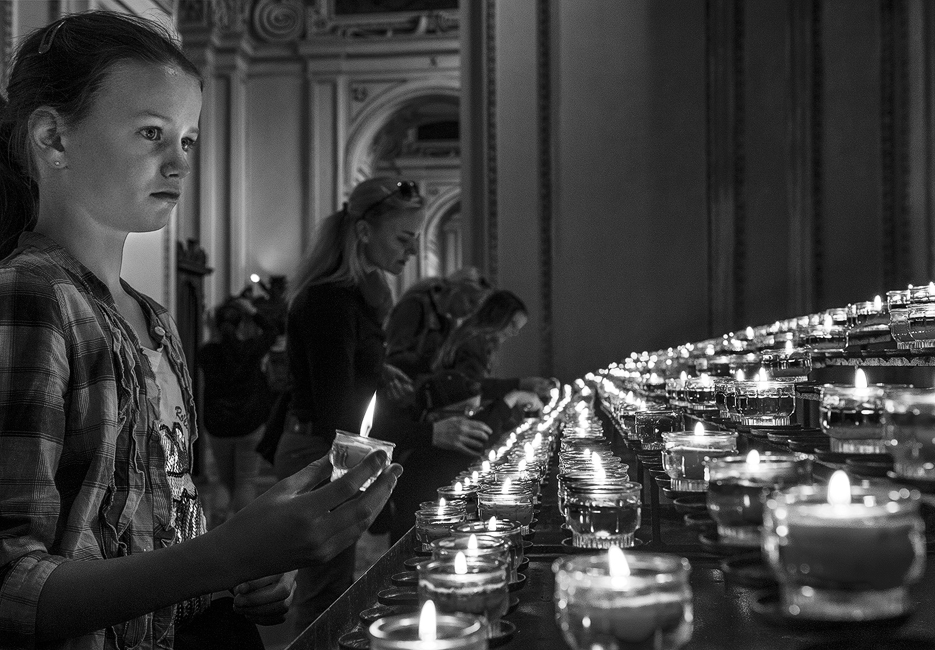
[
  {"xmin": 431, "ymin": 417, "xmax": 491, "ymax": 457},
  {"xmin": 383, "ymin": 364, "xmax": 414, "ymax": 401},
  {"xmin": 231, "ymin": 571, "xmax": 297, "ymax": 625},
  {"xmin": 213, "ymin": 451, "xmax": 402, "ymax": 583}
]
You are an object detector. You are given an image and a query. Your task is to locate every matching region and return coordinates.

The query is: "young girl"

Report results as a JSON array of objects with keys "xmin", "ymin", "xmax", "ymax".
[{"xmin": 0, "ymin": 12, "xmax": 400, "ymax": 649}]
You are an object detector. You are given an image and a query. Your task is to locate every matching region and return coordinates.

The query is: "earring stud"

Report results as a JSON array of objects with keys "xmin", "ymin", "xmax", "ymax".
[{"xmin": 54, "ymin": 161, "xmax": 61, "ymax": 167}]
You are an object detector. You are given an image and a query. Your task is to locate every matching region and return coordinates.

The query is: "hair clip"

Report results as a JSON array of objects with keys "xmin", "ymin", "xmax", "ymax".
[{"xmin": 38, "ymin": 20, "xmax": 65, "ymax": 55}]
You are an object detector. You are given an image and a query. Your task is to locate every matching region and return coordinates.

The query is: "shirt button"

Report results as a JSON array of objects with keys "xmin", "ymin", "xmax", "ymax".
[{"xmin": 154, "ymin": 326, "xmax": 166, "ymax": 337}]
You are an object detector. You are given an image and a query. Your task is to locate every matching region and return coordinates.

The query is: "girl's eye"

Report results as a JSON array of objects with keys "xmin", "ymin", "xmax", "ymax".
[
  {"xmin": 140, "ymin": 127, "xmax": 161, "ymax": 141},
  {"xmin": 182, "ymin": 138, "xmax": 197, "ymax": 152}
]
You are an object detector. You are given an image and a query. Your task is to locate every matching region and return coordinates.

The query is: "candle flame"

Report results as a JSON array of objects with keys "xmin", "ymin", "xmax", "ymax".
[
  {"xmin": 439, "ymin": 497, "xmax": 447, "ymax": 507},
  {"xmin": 455, "ymin": 482, "xmax": 463, "ymax": 493},
  {"xmin": 608, "ymin": 545, "xmax": 630, "ymax": 578},
  {"xmin": 518, "ymin": 459, "xmax": 527, "ymax": 472},
  {"xmin": 488, "ymin": 450, "xmax": 496, "ymax": 463},
  {"xmin": 501, "ymin": 478, "xmax": 512, "ymax": 494},
  {"xmin": 482, "ymin": 461, "xmax": 490, "ymax": 473},
  {"xmin": 784, "ymin": 340, "xmax": 794, "ymax": 354},
  {"xmin": 679, "ymin": 370, "xmax": 688, "ymax": 383},
  {"xmin": 473, "ymin": 470, "xmax": 480, "ymax": 483},
  {"xmin": 746, "ymin": 326, "xmax": 754, "ymax": 339},
  {"xmin": 360, "ymin": 393, "xmax": 377, "ymax": 438},
  {"xmin": 700, "ymin": 373, "xmax": 713, "ymax": 387},
  {"xmin": 873, "ymin": 295, "xmax": 882, "ymax": 311},
  {"xmin": 827, "ymin": 470, "xmax": 852, "ymax": 506},
  {"xmin": 746, "ymin": 449, "xmax": 760, "ymax": 466},
  {"xmin": 418, "ymin": 600, "xmax": 437, "ymax": 641},
  {"xmin": 694, "ymin": 422, "xmax": 705, "ymax": 436},
  {"xmin": 487, "ymin": 516, "xmax": 497, "ymax": 531},
  {"xmin": 735, "ymin": 369, "xmax": 745, "ymax": 381},
  {"xmin": 757, "ymin": 367, "xmax": 769, "ymax": 383},
  {"xmin": 455, "ymin": 551, "xmax": 468, "ymax": 575},
  {"xmin": 468, "ymin": 534, "xmax": 478, "ymax": 550},
  {"xmin": 854, "ymin": 368, "xmax": 868, "ymax": 390}
]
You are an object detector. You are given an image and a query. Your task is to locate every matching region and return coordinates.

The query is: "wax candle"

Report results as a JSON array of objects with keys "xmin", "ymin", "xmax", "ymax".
[
  {"xmin": 437, "ymin": 484, "xmax": 478, "ymax": 520},
  {"xmin": 732, "ymin": 374, "xmax": 796, "ymax": 427},
  {"xmin": 418, "ymin": 554, "xmax": 509, "ymax": 638},
  {"xmin": 633, "ymin": 408, "xmax": 682, "ymax": 451},
  {"xmin": 819, "ymin": 369, "xmax": 908, "ymax": 454},
  {"xmin": 414, "ymin": 510, "xmax": 465, "ymax": 553},
  {"xmin": 763, "ymin": 471, "xmax": 925, "ymax": 621},
  {"xmin": 475, "ymin": 486, "xmax": 535, "ymax": 534},
  {"xmin": 883, "ymin": 387, "xmax": 935, "ymax": 481},
  {"xmin": 706, "ymin": 451, "xmax": 807, "ymax": 546},
  {"xmin": 368, "ymin": 600, "xmax": 487, "ymax": 650},
  {"xmin": 553, "ymin": 548, "xmax": 693, "ymax": 650},
  {"xmin": 661, "ymin": 426, "xmax": 737, "ymax": 492},
  {"xmin": 329, "ymin": 430, "xmax": 395, "ymax": 489},
  {"xmin": 452, "ymin": 518, "xmax": 524, "ymax": 578},
  {"xmin": 564, "ymin": 481, "xmax": 642, "ymax": 548},
  {"xmin": 432, "ymin": 534, "xmax": 515, "ymax": 583}
]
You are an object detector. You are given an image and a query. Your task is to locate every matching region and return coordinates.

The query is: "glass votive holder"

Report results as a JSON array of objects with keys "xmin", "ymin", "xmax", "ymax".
[
  {"xmin": 553, "ymin": 551, "xmax": 693, "ymax": 650},
  {"xmin": 820, "ymin": 383, "xmax": 888, "ymax": 453},
  {"xmin": 476, "ymin": 488, "xmax": 535, "ymax": 534},
  {"xmin": 733, "ymin": 379, "xmax": 796, "ymax": 426},
  {"xmin": 883, "ymin": 388, "xmax": 935, "ymax": 481},
  {"xmin": 414, "ymin": 510, "xmax": 465, "ymax": 553},
  {"xmin": 432, "ymin": 534, "xmax": 515, "ymax": 583},
  {"xmin": 418, "ymin": 557, "xmax": 509, "ymax": 637},
  {"xmin": 437, "ymin": 485, "xmax": 478, "ymax": 520},
  {"xmin": 634, "ymin": 408, "xmax": 683, "ymax": 451},
  {"xmin": 564, "ymin": 481, "xmax": 642, "ymax": 548},
  {"xmin": 905, "ymin": 304, "xmax": 935, "ymax": 349},
  {"xmin": 452, "ymin": 519, "xmax": 524, "ymax": 579},
  {"xmin": 684, "ymin": 375, "xmax": 716, "ymax": 413},
  {"xmin": 367, "ymin": 609, "xmax": 488, "ymax": 650},
  {"xmin": 762, "ymin": 481, "xmax": 926, "ymax": 621},
  {"xmin": 420, "ymin": 500, "xmax": 469, "ymax": 519},
  {"xmin": 706, "ymin": 453, "xmax": 808, "ymax": 546},
  {"xmin": 558, "ymin": 470, "xmax": 632, "ymax": 517},
  {"xmin": 329, "ymin": 430, "xmax": 395, "ymax": 489},
  {"xmin": 661, "ymin": 431, "xmax": 737, "ymax": 491}
]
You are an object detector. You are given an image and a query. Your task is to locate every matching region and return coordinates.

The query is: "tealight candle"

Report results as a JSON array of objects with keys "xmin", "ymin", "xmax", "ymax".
[
  {"xmin": 763, "ymin": 471, "xmax": 925, "ymax": 621},
  {"xmin": 733, "ymin": 374, "xmax": 796, "ymax": 427},
  {"xmin": 418, "ymin": 554, "xmax": 509, "ymax": 637},
  {"xmin": 452, "ymin": 518, "xmax": 524, "ymax": 579},
  {"xmin": 414, "ymin": 509, "xmax": 465, "ymax": 553},
  {"xmin": 432, "ymin": 534, "xmax": 515, "ymax": 582},
  {"xmin": 634, "ymin": 408, "xmax": 682, "ymax": 451},
  {"xmin": 706, "ymin": 451, "xmax": 807, "ymax": 545},
  {"xmin": 476, "ymin": 486, "xmax": 535, "ymax": 534},
  {"xmin": 553, "ymin": 547, "xmax": 693, "ymax": 650},
  {"xmin": 368, "ymin": 600, "xmax": 487, "ymax": 650},
  {"xmin": 661, "ymin": 425, "xmax": 737, "ymax": 491},
  {"xmin": 820, "ymin": 369, "xmax": 910, "ymax": 454},
  {"xmin": 437, "ymin": 484, "xmax": 478, "ymax": 520},
  {"xmin": 329, "ymin": 393, "xmax": 395, "ymax": 488},
  {"xmin": 563, "ymin": 481, "xmax": 642, "ymax": 548},
  {"xmin": 883, "ymin": 387, "xmax": 935, "ymax": 481}
]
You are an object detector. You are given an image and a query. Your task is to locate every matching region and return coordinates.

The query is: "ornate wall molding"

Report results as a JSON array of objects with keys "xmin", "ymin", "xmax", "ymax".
[
  {"xmin": 881, "ymin": 0, "xmax": 912, "ymax": 289},
  {"xmin": 787, "ymin": 0, "xmax": 823, "ymax": 312},
  {"xmin": 485, "ymin": 0, "xmax": 498, "ymax": 285},
  {"xmin": 253, "ymin": 0, "xmax": 304, "ymax": 42},
  {"xmin": 306, "ymin": 0, "xmax": 458, "ymax": 39},
  {"xmin": 706, "ymin": 0, "xmax": 745, "ymax": 334},
  {"xmin": 537, "ymin": 0, "xmax": 553, "ymax": 376}
]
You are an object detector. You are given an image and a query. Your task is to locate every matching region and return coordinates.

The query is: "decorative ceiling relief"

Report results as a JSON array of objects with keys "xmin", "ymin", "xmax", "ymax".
[
  {"xmin": 306, "ymin": 0, "xmax": 458, "ymax": 39},
  {"xmin": 252, "ymin": 0, "xmax": 305, "ymax": 43}
]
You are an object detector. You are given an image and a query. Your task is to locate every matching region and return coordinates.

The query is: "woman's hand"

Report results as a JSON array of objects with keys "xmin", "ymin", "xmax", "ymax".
[
  {"xmin": 231, "ymin": 571, "xmax": 297, "ymax": 625},
  {"xmin": 431, "ymin": 416, "xmax": 492, "ymax": 457},
  {"xmin": 383, "ymin": 363, "xmax": 414, "ymax": 402},
  {"xmin": 213, "ymin": 451, "xmax": 402, "ymax": 583},
  {"xmin": 518, "ymin": 376, "xmax": 556, "ymax": 401},
  {"xmin": 503, "ymin": 390, "xmax": 543, "ymax": 412}
]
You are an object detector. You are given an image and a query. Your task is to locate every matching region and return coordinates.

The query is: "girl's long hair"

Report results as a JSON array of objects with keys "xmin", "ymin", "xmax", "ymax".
[
  {"xmin": 434, "ymin": 290, "xmax": 527, "ymax": 371},
  {"xmin": 0, "ymin": 11, "xmax": 201, "ymax": 259},
  {"xmin": 288, "ymin": 177, "xmax": 424, "ymax": 303}
]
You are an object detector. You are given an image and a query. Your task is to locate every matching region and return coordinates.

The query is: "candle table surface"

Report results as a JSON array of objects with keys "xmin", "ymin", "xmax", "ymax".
[{"xmin": 285, "ymin": 410, "xmax": 935, "ymax": 650}]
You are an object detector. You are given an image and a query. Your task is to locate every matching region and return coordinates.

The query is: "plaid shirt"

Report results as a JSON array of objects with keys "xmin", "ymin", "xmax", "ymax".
[{"xmin": 0, "ymin": 233, "xmax": 202, "ymax": 649}]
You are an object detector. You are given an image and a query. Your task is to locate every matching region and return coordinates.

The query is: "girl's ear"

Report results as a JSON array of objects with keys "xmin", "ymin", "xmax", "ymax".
[
  {"xmin": 27, "ymin": 107, "xmax": 67, "ymax": 170},
  {"xmin": 355, "ymin": 219, "xmax": 371, "ymax": 244}
]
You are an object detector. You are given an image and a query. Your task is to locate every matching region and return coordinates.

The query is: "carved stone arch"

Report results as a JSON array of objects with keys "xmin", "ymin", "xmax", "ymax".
[
  {"xmin": 343, "ymin": 78, "xmax": 461, "ymax": 196},
  {"xmin": 423, "ymin": 185, "xmax": 462, "ymax": 277}
]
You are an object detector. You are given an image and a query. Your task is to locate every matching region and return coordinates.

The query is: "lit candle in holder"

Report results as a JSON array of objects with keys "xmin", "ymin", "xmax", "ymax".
[
  {"xmin": 883, "ymin": 387, "xmax": 935, "ymax": 481},
  {"xmin": 438, "ymin": 483, "xmax": 478, "ymax": 520},
  {"xmin": 706, "ymin": 451, "xmax": 808, "ymax": 546},
  {"xmin": 820, "ymin": 368, "xmax": 907, "ymax": 454},
  {"xmin": 452, "ymin": 518, "xmax": 525, "ymax": 580},
  {"xmin": 476, "ymin": 483, "xmax": 535, "ymax": 534},
  {"xmin": 763, "ymin": 470, "xmax": 925, "ymax": 621},
  {"xmin": 414, "ymin": 507, "xmax": 465, "ymax": 554},
  {"xmin": 563, "ymin": 480, "xmax": 642, "ymax": 548},
  {"xmin": 661, "ymin": 424, "xmax": 737, "ymax": 491},
  {"xmin": 367, "ymin": 600, "xmax": 488, "ymax": 650},
  {"xmin": 418, "ymin": 553, "xmax": 510, "ymax": 638},
  {"xmin": 330, "ymin": 392, "xmax": 395, "ymax": 488},
  {"xmin": 733, "ymin": 373, "xmax": 796, "ymax": 427},
  {"xmin": 634, "ymin": 408, "xmax": 682, "ymax": 451},
  {"xmin": 432, "ymin": 534, "xmax": 515, "ymax": 582},
  {"xmin": 553, "ymin": 547, "xmax": 693, "ymax": 650}
]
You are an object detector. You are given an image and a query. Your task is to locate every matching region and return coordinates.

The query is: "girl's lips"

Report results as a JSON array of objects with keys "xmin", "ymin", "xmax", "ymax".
[{"xmin": 152, "ymin": 191, "xmax": 180, "ymax": 201}]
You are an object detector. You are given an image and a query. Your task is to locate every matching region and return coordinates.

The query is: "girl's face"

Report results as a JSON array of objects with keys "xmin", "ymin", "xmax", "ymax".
[
  {"xmin": 498, "ymin": 312, "xmax": 528, "ymax": 343},
  {"xmin": 56, "ymin": 60, "xmax": 201, "ymax": 236},
  {"xmin": 361, "ymin": 208, "xmax": 424, "ymax": 275}
]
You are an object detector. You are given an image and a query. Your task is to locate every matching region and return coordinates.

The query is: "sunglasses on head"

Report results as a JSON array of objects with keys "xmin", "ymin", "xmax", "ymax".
[{"xmin": 362, "ymin": 180, "xmax": 420, "ymax": 219}]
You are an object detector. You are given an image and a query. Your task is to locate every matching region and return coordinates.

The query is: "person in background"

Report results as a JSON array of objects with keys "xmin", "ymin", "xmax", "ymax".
[
  {"xmin": 199, "ymin": 296, "xmax": 276, "ymax": 526},
  {"xmin": 385, "ymin": 267, "xmax": 491, "ymax": 383},
  {"xmin": 433, "ymin": 289, "xmax": 556, "ymax": 403},
  {"xmin": 388, "ymin": 370, "xmax": 542, "ymax": 542},
  {"xmin": 0, "ymin": 12, "xmax": 401, "ymax": 649},
  {"xmin": 276, "ymin": 177, "xmax": 491, "ymax": 632}
]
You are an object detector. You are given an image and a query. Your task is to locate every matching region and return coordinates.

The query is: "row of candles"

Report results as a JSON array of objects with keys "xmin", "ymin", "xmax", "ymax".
[{"xmin": 591, "ymin": 370, "xmax": 930, "ymax": 627}]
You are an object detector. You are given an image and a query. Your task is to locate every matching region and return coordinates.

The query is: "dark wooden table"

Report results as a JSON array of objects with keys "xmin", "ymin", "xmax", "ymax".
[{"xmin": 286, "ymin": 410, "xmax": 935, "ymax": 650}]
